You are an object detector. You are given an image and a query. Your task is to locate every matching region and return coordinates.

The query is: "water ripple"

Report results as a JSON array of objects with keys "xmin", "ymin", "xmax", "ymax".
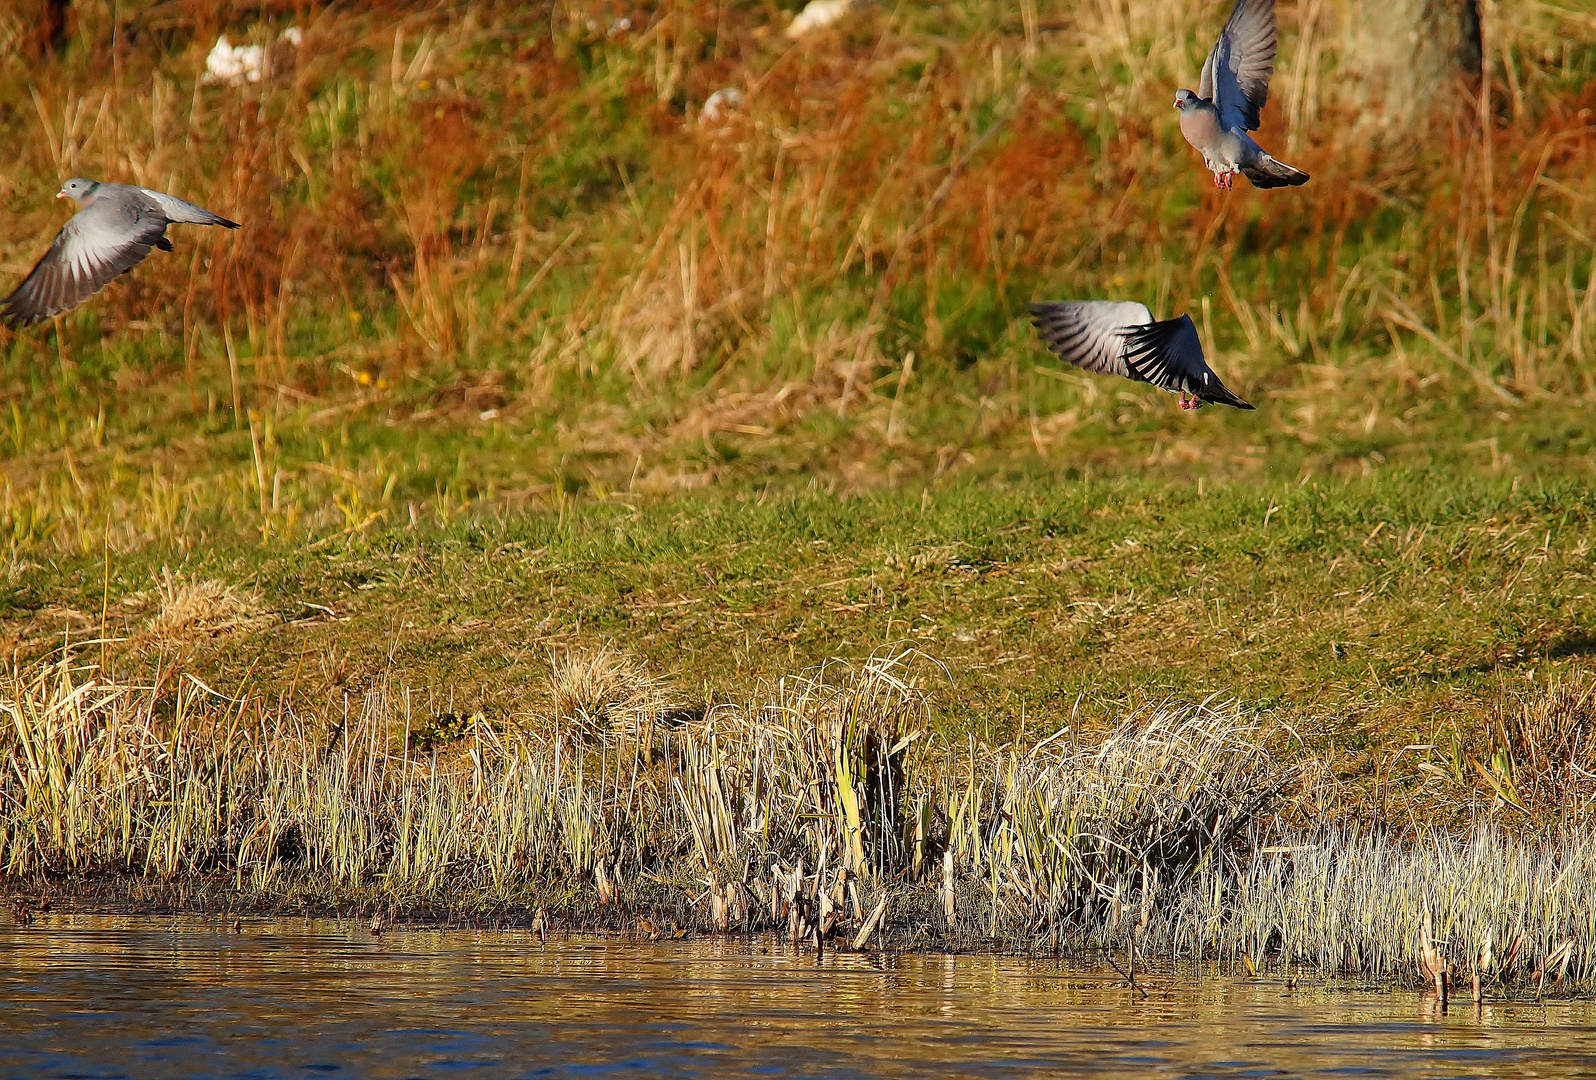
[{"xmin": 2, "ymin": 918, "xmax": 1595, "ymax": 1079}]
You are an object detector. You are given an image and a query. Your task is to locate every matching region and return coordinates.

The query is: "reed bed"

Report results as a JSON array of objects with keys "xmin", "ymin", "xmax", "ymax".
[
  {"xmin": 6, "ymin": 645, "xmax": 1596, "ymax": 992},
  {"xmin": 3, "ymin": 647, "xmax": 1266, "ymax": 920},
  {"xmin": 1170, "ymin": 829, "xmax": 1596, "ymax": 993}
]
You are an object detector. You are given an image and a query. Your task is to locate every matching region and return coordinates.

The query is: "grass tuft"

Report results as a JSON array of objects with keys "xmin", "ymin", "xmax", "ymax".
[
  {"xmin": 144, "ymin": 569, "xmax": 260, "ymax": 643},
  {"xmin": 544, "ymin": 644, "xmax": 672, "ymax": 743}
]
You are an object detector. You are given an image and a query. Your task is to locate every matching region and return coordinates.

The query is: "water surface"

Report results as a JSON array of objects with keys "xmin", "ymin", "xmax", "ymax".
[{"xmin": 4, "ymin": 917, "xmax": 1595, "ymax": 1078}]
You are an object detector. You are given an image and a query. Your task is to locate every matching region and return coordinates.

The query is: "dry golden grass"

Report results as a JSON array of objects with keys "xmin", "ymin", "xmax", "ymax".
[
  {"xmin": 543, "ymin": 643, "xmax": 674, "ymax": 743},
  {"xmin": 1483, "ymin": 673, "xmax": 1596, "ymax": 816},
  {"xmin": 142, "ymin": 569, "xmax": 261, "ymax": 644}
]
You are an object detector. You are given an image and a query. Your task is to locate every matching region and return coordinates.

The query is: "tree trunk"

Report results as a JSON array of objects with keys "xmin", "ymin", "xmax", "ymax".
[{"xmin": 1341, "ymin": 0, "xmax": 1483, "ymax": 129}]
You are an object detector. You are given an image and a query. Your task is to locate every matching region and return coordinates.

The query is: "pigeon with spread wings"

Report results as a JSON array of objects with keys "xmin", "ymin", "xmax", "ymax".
[
  {"xmin": 1028, "ymin": 300, "xmax": 1253, "ymax": 410},
  {"xmin": 2, "ymin": 178, "xmax": 239, "ymax": 329},
  {"xmin": 1173, "ymin": 0, "xmax": 1308, "ymax": 190}
]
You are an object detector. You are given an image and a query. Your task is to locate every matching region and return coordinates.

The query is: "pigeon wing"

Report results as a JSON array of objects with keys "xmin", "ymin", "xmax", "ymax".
[
  {"xmin": 1198, "ymin": 0, "xmax": 1276, "ymax": 132},
  {"xmin": 1, "ymin": 200, "xmax": 170, "ymax": 328},
  {"xmin": 1027, "ymin": 300, "xmax": 1154, "ymax": 381},
  {"xmin": 1123, "ymin": 315, "xmax": 1255, "ymax": 409}
]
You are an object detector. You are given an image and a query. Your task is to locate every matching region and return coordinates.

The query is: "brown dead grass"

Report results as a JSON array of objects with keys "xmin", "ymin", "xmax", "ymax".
[
  {"xmin": 544, "ymin": 644, "xmax": 675, "ymax": 744},
  {"xmin": 143, "ymin": 570, "xmax": 261, "ymax": 644}
]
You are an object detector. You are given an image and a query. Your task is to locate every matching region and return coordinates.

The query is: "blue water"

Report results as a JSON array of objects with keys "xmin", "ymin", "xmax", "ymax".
[{"xmin": 2, "ymin": 917, "xmax": 1594, "ymax": 1078}]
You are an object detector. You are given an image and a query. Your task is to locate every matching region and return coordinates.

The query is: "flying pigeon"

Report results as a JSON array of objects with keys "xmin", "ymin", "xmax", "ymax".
[
  {"xmin": 1173, "ymin": 0, "xmax": 1308, "ymax": 190},
  {"xmin": 1028, "ymin": 300, "xmax": 1254, "ymax": 410},
  {"xmin": 1, "ymin": 178, "xmax": 239, "ymax": 328}
]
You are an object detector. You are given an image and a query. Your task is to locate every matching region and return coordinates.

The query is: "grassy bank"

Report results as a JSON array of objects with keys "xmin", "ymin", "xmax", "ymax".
[
  {"xmin": 8, "ymin": 473, "xmax": 1596, "ymax": 989},
  {"xmin": 0, "ymin": 0, "xmax": 1591, "ymax": 551},
  {"xmin": 7, "ymin": 472, "xmax": 1596, "ymax": 749},
  {"xmin": 2, "ymin": 0, "xmax": 1592, "ymax": 746},
  {"xmin": 3, "ymin": 1, "xmax": 1593, "ymax": 747}
]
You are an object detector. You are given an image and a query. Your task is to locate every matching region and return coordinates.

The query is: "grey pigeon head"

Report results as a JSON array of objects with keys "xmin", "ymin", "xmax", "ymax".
[
  {"xmin": 1173, "ymin": 88, "xmax": 1201, "ymax": 111},
  {"xmin": 58, "ymin": 178, "xmax": 99, "ymax": 205}
]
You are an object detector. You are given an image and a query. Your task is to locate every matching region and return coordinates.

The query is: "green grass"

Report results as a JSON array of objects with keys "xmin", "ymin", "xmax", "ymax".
[{"xmin": 9, "ymin": 469, "xmax": 1594, "ymax": 767}]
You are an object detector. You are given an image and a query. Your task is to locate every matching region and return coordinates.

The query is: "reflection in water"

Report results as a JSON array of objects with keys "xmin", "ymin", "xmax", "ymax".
[{"xmin": 3, "ymin": 916, "xmax": 1595, "ymax": 1078}]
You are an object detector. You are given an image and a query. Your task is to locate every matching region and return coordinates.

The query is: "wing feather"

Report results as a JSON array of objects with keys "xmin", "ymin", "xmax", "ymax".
[
  {"xmin": 1, "ymin": 200, "xmax": 169, "ymax": 328},
  {"xmin": 1123, "ymin": 315, "xmax": 1254, "ymax": 408},
  {"xmin": 1201, "ymin": 0, "xmax": 1276, "ymax": 132},
  {"xmin": 1028, "ymin": 300, "xmax": 1154, "ymax": 381}
]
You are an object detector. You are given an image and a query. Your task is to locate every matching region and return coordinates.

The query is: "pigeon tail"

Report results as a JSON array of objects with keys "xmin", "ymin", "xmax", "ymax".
[
  {"xmin": 1241, "ymin": 154, "xmax": 1309, "ymax": 189},
  {"xmin": 141, "ymin": 188, "xmax": 241, "ymax": 229},
  {"xmin": 1196, "ymin": 382, "xmax": 1256, "ymax": 410}
]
